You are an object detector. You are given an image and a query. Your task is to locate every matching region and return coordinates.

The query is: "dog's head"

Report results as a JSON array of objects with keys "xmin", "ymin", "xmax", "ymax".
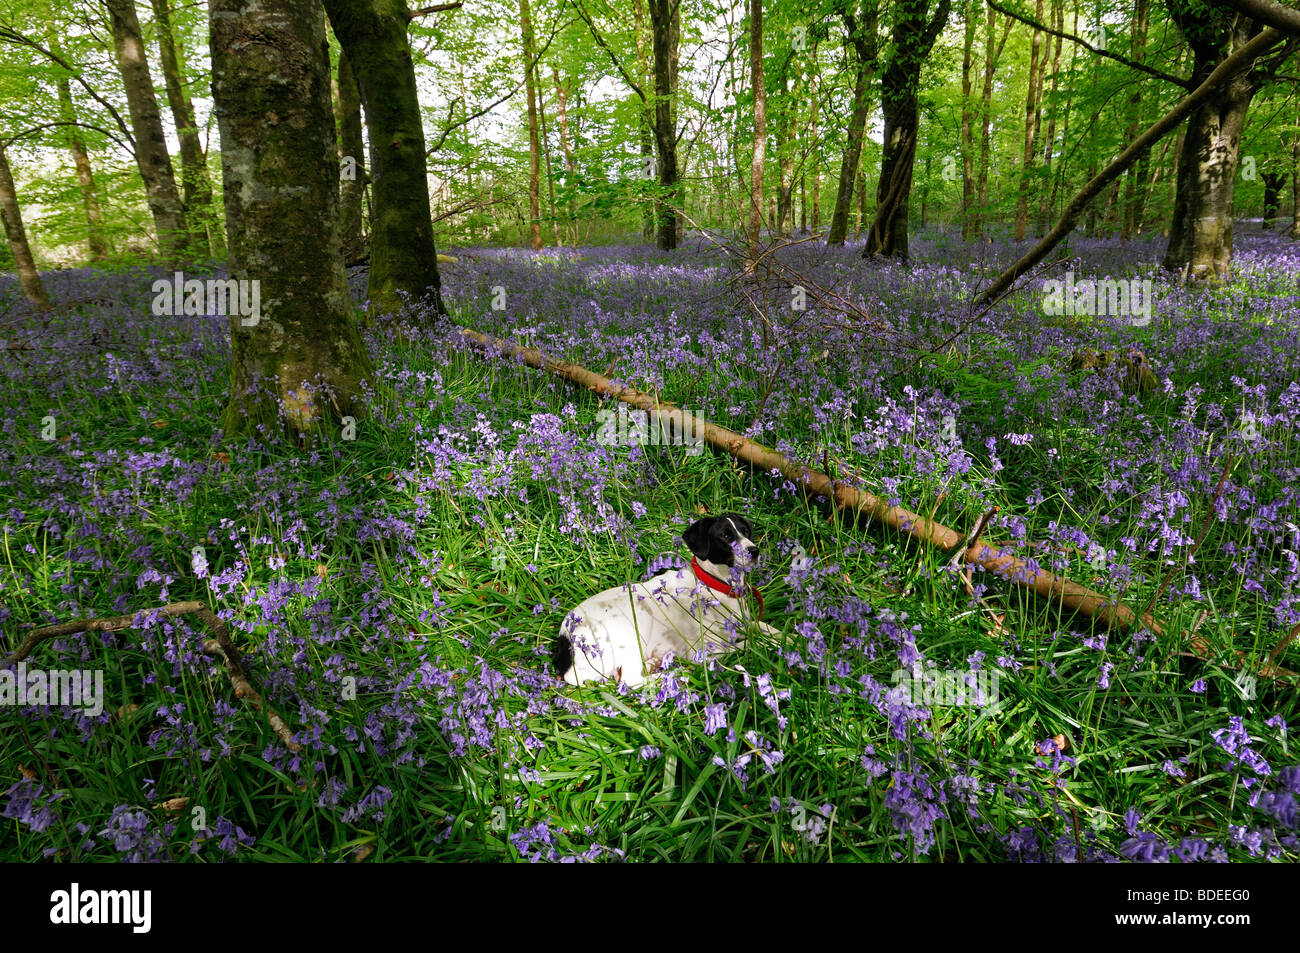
[{"xmin": 683, "ymin": 513, "xmax": 759, "ymax": 570}]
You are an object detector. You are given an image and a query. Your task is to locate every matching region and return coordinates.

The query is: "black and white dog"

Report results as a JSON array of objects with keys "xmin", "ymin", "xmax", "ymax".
[{"xmin": 552, "ymin": 514, "xmax": 776, "ymax": 687}]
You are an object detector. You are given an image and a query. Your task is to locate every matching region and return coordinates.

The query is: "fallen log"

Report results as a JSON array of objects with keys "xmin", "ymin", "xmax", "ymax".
[{"xmin": 457, "ymin": 326, "xmax": 1296, "ymax": 681}]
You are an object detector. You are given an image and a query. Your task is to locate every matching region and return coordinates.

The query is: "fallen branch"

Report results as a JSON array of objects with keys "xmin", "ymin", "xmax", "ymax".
[
  {"xmin": 457, "ymin": 327, "xmax": 1296, "ymax": 682},
  {"xmin": 4, "ymin": 602, "xmax": 303, "ymax": 751}
]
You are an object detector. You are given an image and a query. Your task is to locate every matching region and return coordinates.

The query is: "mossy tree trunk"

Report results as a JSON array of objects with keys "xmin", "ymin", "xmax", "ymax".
[
  {"xmin": 322, "ymin": 0, "xmax": 446, "ymax": 317},
  {"xmin": 334, "ymin": 49, "xmax": 368, "ymax": 262},
  {"xmin": 211, "ymin": 0, "xmax": 375, "ymax": 442}
]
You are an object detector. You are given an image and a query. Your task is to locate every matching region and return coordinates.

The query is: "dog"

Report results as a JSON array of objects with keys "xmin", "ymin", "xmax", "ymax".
[{"xmin": 552, "ymin": 514, "xmax": 776, "ymax": 687}]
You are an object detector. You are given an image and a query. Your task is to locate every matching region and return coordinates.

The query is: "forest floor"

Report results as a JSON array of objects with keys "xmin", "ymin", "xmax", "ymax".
[{"xmin": 1, "ymin": 226, "xmax": 1298, "ymax": 861}]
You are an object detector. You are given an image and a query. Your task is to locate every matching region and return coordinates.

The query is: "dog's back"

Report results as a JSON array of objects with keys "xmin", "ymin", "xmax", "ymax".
[{"xmin": 552, "ymin": 568, "xmax": 757, "ymax": 686}]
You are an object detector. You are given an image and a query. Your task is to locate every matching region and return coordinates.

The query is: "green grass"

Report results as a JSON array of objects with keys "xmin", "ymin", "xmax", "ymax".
[{"xmin": 1, "ymin": 265, "xmax": 1297, "ymax": 863}]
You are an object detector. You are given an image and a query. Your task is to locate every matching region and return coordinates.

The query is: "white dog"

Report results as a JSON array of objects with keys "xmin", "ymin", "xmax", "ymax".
[{"xmin": 552, "ymin": 514, "xmax": 776, "ymax": 687}]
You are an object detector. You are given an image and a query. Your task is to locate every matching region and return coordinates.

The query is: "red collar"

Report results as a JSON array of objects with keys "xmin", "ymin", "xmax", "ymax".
[{"xmin": 690, "ymin": 557, "xmax": 764, "ymax": 620}]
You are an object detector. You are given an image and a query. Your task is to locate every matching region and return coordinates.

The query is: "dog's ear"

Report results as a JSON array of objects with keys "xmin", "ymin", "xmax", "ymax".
[{"xmin": 682, "ymin": 516, "xmax": 716, "ymax": 557}]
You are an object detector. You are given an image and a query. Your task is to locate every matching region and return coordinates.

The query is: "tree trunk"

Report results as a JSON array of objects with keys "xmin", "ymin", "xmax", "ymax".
[
  {"xmin": 150, "ymin": 0, "xmax": 217, "ymax": 257},
  {"xmin": 518, "ymin": 0, "xmax": 543, "ymax": 250},
  {"xmin": 1161, "ymin": 6, "xmax": 1263, "ymax": 281},
  {"xmin": 211, "ymin": 0, "xmax": 375, "ymax": 441},
  {"xmin": 807, "ymin": 42, "xmax": 820, "ymax": 235},
  {"xmin": 856, "ymin": 165, "xmax": 868, "ymax": 237},
  {"xmin": 864, "ymin": 0, "xmax": 950, "ymax": 260},
  {"xmin": 799, "ymin": 173, "xmax": 807, "ymax": 232},
  {"xmin": 553, "ymin": 66, "xmax": 576, "ymax": 242},
  {"xmin": 1261, "ymin": 171, "xmax": 1285, "ymax": 228},
  {"xmin": 649, "ymin": 0, "xmax": 680, "ymax": 250},
  {"xmin": 1291, "ymin": 135, "xmax": 1300, "ymax": 239},
  {"xmin": 535, "ymin": 68, "xmax": 559, "ymax": 245},
  {"xmin": 775, "ymin": 87, "xmax": 794, "ymax": 235},
  {"xmin": 105, "ymin": 0, "xmax": 188, "ymax": 263},
  {"xmin": 50, "ymin": 33, "xmax": 108, "ymax": 261},
  {"xmin": 828, "ymin": 2, "xmax": 878, "ymax": 246},
  {"xmin": 631, "ymin": 0, "xmax": 656, "ymax": 240},
  {"xmin": 977, "ymin": 7, "xmax": 1011, "ymax": 237},
  {"xmin": 1121, "ymin": 0, "xmax": 1150, "ymax": 239},
  {"xmin": 322, "ymin": 0, "xmax": 446, "ymax": 316},
  {"xmin": 1014, "ymin": 0, "xmax": 1044, "ymax": 240},
  {"xmin": 334, "ymin": 49, "xmax": 367, "ymax": 262},
  {"xmin": 746, "ymin": 0, "xmax": 765, "ymax": 262},
  {"xmin": 960, "ymin": 0, "xmax": 978, "ymax": 240},
  {"xmin": 1035, "ymin": 0, "xmax": 1064, "ymax": 233},
  {"xmin": 0, "ymin": 141, "xmax": 52, "ymax": 311}
]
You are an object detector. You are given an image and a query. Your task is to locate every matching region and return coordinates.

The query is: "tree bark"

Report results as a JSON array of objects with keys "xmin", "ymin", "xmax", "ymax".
[
  {"xmin": 211, "ymin": 0, "xmax": 375, "ymax": 441},
  {"xmin": 0, "ymin": 141, "xmax": 52, "ymax": 311},
  {"xmin": 334, "ymin": 49, "xmax": 367, "ymax": 262},
  {"xmin": 1014, "ymin": 0, "xmax": 1044, "ymax": 240},
  {"xmin": 975, "ymin": 26, "xmax": 1285, "ymax": 309},
  {"xmin": 105, "ymin": 0, "xmax": 189, "ymax": 263},
  {"xmin": 808, "ymin": 41, "xmax": 821, "ymax": 234},
  {"xmin": 774, "ymin": 55, "xmax": 795, "ymax": 237},
  {"xmin": 322, "ymin": 0, "xmax": 446, "ymax": 316},
  {"xmin": 746, "ymin": 0, "xmax": 765, "ymax": 262},
  {"xmin": 976, "ymin": 7, "xmax": 1011, "ymax": 237},
  {"xmin": 457, "ymin": 325, "xmax": 1214, "ymax": 651},
  {"xmin": 518, "ymin": 0, "xmax": 543, "ymax": 250},
  {"xmin": 1121, "ymin": 0, "xmax": 1150, "ymax": 239},
  {"xmin": 49, "ymin": 33, "xmax": 108, "ymax": 261},
  {"xmin": 649, "ymin": 0, "xmax": 680, "ymax": 249},
  {"xmin": 150, "ymin": 0, "xmax": 218, "ymax": 257},
  {"xmin": 1261, "ymin": 170, "xmax": 1285, "ymax": 228},
  {"xmin": 553, "ymin": 66, "xmax": 576, "ymax": 242},
  {"xmin": 1161, "ymin": 4, "xmax": 1267, "ymax": 281},
  {"xmin": 828, "ymin": 1, "xmax": 878, "ymax": 246},
  {"xmin": 864, "ymin": 0, "xmax": 950, "ymax": 260},
  {"xmin": 1035, "ymin": 0, "xmax": 1064, "ymax": 233},
  {"xmin": 1291, "ymin": 134, "xmax": 1300, "ymax": 238},
  {"xmin": 960, "ymin": 0, "xmax": 978, "ymax": 240}
]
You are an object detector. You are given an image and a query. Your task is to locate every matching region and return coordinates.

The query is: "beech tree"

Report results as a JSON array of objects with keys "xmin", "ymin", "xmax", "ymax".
[
  {"xmin": 1162, "ymin": 1, "xmax": 1297, "ymax": 281},
  {"xmin": 149, "ymin": 0, "xmax": 219, "ymax": 257},
  {"xmin": 0, "ymin": 138, "xmax": 51, "ymax": 311},
  {"xmin": 211, "ymin": 0, "xmax": 375, "ymax": 440},
  {"xmin": 105, "ymin": 0, "xmax": 188, "ymax": 262},
  {"xmin": 827, "ymin": 0, "xmax": 879, "ymax": 246},
  {"xmin": 746, "ymin": 0, "xmax": 765, "ymax": 261},
  {"xmin": 322, "ymin": 0, "xmax": 448, "ymax": 317}
]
